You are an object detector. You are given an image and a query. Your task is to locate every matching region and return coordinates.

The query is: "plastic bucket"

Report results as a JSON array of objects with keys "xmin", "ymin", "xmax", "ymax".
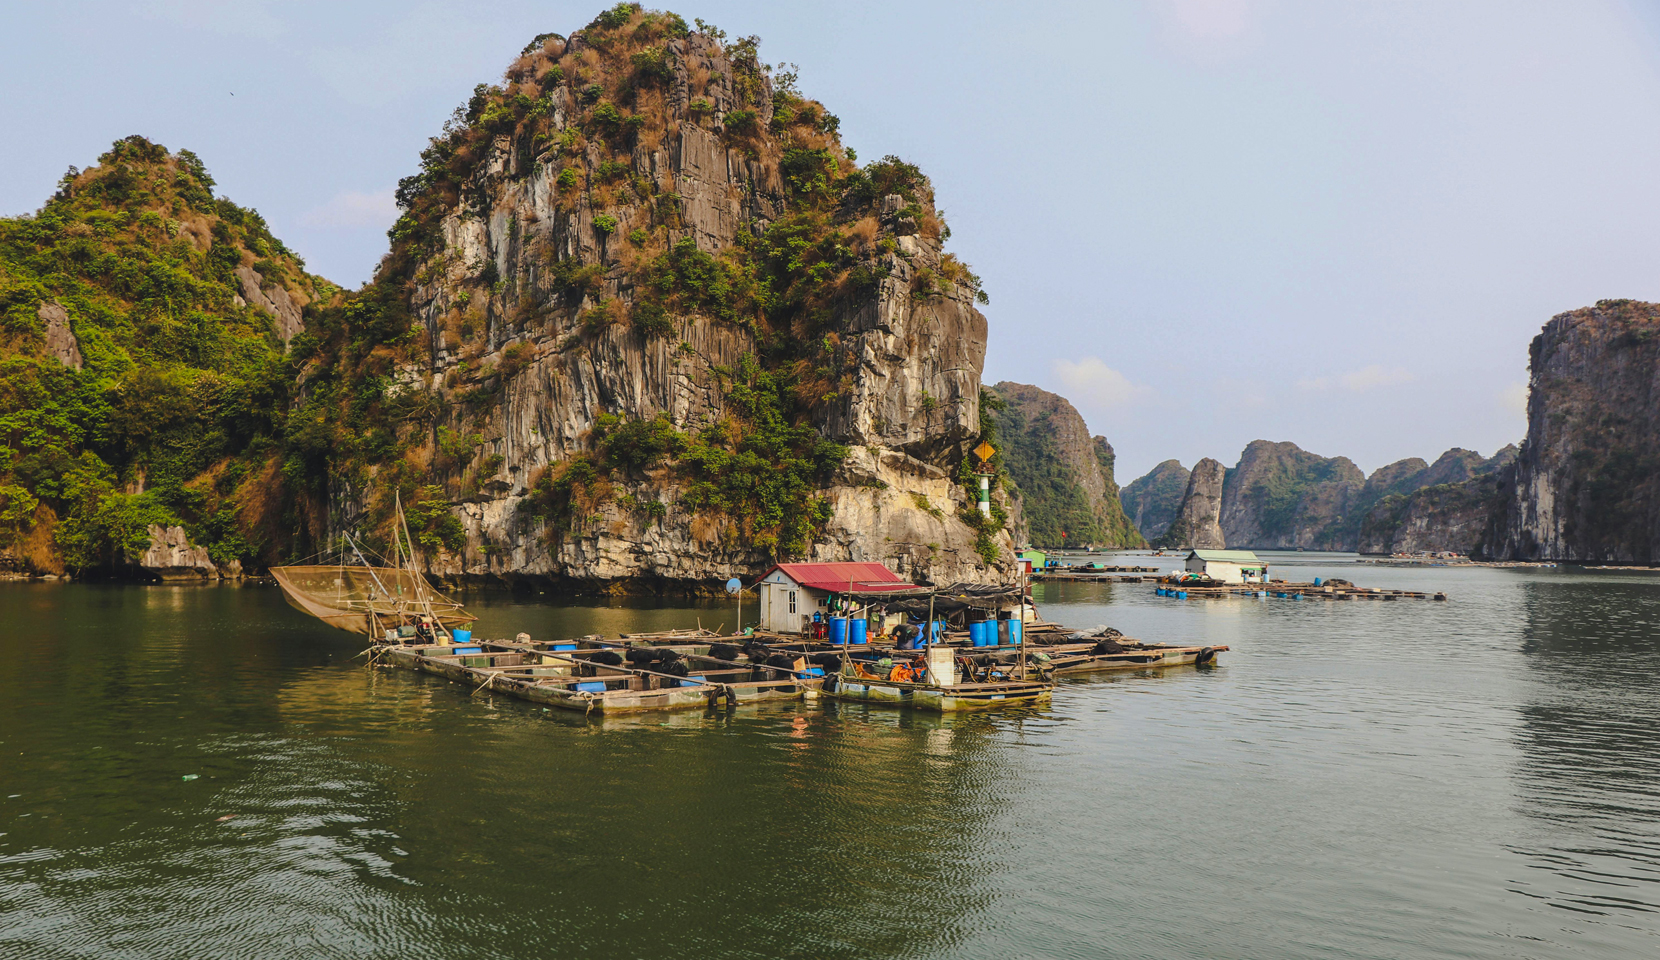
[
  {"xmin": 829, "ymin": 617, "xmax": 849, "ymax": 645},
  {"xmin": 1008, "ymin": 619, "xmax": 1023, "ymax": 645},
  {"xmin": 451, "ymin": 628, "xmax": 472, "ymax": 645},
  {"xmin": 850, "ymin": 618, "xmax": 868, "ymax": 645}
]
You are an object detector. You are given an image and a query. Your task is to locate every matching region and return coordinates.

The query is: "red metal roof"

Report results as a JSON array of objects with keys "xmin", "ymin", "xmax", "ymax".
[{"xmin": 756, "ymin": 562, "xmax": 912, "ymax": 593}]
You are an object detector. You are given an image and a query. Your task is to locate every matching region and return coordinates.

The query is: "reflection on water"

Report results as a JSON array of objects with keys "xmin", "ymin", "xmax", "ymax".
[
  {"xmin": 2, "ymin": 571, "xmax": 1660, "ymax": 958},
  {"xmin": 1510, "ymin": 579, "xmax": 1660, "ymax": 922}
]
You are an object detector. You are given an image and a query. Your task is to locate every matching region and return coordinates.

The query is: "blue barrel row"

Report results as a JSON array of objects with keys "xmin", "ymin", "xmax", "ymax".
[
  {"xmin": 823, "ymin": 617, "xmax": 1024, "ymax": 646},
  {"xmin": 1155, "ymin": 588, "xmax": 1305, "ymax": 600}
]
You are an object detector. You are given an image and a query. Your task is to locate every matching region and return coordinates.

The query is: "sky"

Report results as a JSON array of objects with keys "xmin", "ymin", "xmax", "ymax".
[{"xmin": 4, "ymin": 0, "xmax": 1660, "ymax": 481}]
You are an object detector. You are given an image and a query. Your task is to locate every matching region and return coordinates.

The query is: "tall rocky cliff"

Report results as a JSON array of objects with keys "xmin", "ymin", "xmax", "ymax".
[
  {"xmin": 297, "ymin": 7, "xmax": 1011, "ymax": 588},
  {"xmin": 1485, "ymin": 300, "xmax": 1660, "ymax": 562},
  {"xmin": 1154, "ymin": 458, "xmax": 1225, "ymax": 548},
  {"xmin": 1122, "ymin": 459, "xmax": 1188, "ymax": 540},
  {"xmin": 986, "ymin": 382, "xmax": 1141, "ymax": 549}
]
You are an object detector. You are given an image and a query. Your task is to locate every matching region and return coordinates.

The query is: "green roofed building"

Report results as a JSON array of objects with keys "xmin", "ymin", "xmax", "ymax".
[{"xmin": 1185, "ymin": 550, "xmax": 1268, "ymax": 584}]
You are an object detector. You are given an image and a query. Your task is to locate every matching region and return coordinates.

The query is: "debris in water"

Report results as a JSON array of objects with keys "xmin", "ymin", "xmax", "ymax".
[{"xmin": 181, "ymin": 774, "xmax": 199, "ymax": 781}]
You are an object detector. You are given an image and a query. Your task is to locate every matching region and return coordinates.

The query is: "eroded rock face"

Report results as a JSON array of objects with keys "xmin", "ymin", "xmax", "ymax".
[
  {"xmin": 234, "ymin": 265, "xmax": 305, "ymax": 343},
  {"xmin": 1486, "ymin": 301, "xmax": 1660, "ymax": 562},
  {"xmin": 140, "ymin": 525, "xmax": 217, "ymax": 580},
  {"xmin": 38, "ymin": 301, "xmax": 82, "ymax": 369},
  {"xmin": 356, "ymin": 31, "xmax": 1005, "ymax": 587},
  {"xmin": 1159, "ymin": 458, "xmax": 1226, "ymax": 548}
]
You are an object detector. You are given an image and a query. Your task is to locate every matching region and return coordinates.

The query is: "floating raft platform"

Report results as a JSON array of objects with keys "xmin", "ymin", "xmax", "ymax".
[
  {"xmin": 374, "ymin": 638, "xmax": 823, "ymax": 715},
  {"xmin": 1031, "ymin": 572, "xmax": 1161, "ymax": 583},
  {"xmin": 1153, "ymin": 581, "xmax": 1446, "ymax": 601},
  {"xmin": 368, "ymin": 623, "xmax": 1226, "ymax": 715}
]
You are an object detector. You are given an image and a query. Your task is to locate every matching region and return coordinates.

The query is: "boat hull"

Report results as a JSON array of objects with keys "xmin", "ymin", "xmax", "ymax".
[{"xmin": 826, "ymin": 678, "xmax": 1053, "ymax": 712}]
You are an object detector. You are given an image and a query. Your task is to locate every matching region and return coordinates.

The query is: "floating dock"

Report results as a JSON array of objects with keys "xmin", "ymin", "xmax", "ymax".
[
  {"xmin": 374, "ymin": 635, "xmax": 824, "ymax": 715},
  {"xmin": 368, "ymin": 623, "xmax": 1224, "ymax": 715},
  {"xmin": 1154, "ymin": 581, "xmax": 1446, "ymax": 601}
]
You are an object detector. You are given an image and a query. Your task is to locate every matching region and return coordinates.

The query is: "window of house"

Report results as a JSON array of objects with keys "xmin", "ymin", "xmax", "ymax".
[{"xmin": 788, "ymin": 591, "xmax": 797, "ymax": 613}]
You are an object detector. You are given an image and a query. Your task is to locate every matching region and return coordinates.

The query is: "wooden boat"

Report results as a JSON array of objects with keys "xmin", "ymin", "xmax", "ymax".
[
  {"xmin": 272, "ymin": 564, "xmax": 475, "ymax": 636},
  {"xmin": 1017, "ymin": 642, "xmax": 1226, "ymax": 675},
  {"xmin": 273, "ymin": 493, "xmax": 477, "ymax": 638}
]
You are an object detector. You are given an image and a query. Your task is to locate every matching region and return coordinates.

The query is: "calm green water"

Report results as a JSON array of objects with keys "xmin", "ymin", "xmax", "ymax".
[{"xmin": 3, "ymin": 556, "xmax": 1660, "ymax": 959}]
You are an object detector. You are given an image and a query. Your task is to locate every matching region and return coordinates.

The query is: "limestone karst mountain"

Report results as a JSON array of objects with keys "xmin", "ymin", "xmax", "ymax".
[
  {"xmin": 1150, "ymin": 440, "xmax": 1519, "ymax": 553},
  {"xmin": 1121, "ymin": 459, "xmax": 1189, "ymax": 541},
  {"xmin": 1484, "ymin": 300, "xmax": 1660, "ymax": 562},
  {"xmin": 986, "ymin": 382, "xmax": 1142, "ymax": 549},
  {"xmin": 1152, "ymin": 459, "xmax": 1225, "ymax": 549},
  {"xmin": 293, "ymin": 5, "xmax": 1010, "ymax": 587}
]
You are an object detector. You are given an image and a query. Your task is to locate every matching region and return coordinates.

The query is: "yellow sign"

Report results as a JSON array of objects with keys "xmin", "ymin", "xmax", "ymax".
[{"xmin": 973, "ymin": 441, "xmax": 997, "ymax": 462}]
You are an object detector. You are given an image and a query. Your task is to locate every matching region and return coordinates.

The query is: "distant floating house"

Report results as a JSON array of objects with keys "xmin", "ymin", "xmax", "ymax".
[
  {"xmin": 1184, "ymin": 549, "xmax": 1268, "ymax": 584},
  {"xmin": 1017, "ymin": 549, "xmax": 1047, "ymax": 575},
  {"xmin": 754, "ymin": 562, "xmax": 914, "ymax": 634}
]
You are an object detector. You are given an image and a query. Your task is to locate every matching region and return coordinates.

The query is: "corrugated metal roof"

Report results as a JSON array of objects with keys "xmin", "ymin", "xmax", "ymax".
[
  {"xmin": 1188, "ymin": 549, "xmax": 1265, "ymax": 564},
  {"xmin": 757, "ymin": 562, "xmax": 911, "ymax": 592}
]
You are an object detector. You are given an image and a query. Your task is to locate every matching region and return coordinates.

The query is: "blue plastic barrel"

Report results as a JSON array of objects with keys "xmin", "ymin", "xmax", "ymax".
[
  {"xmin": 850, "ymin": 618, "xmax": 868, "ymax": 645},
  {"xmin": 553, "ymin": 643, "xmax": 576, "ymax": 651},
  {"xmin": 682, "ymin": 675, "xmax": 707, "ymax": 687},
  {"xmin": 451, "ymin": 628, "xmax": 472, "ymax": 645},
  {"xmin": 575, "ymin": 681, "xmax": 606, "ymax": 693},
  {"xmin": 452, "ymin": 646, "xmax": 482, "ymax": 655},
  {"xmin": 829, "ymin": 617, "xmax": 849, "ymax": 644},
  {"xmin": 1313, "ymin": 577, "xmax": 1323, "ymax": 587},
  {"xmin": 1178, "ymin": 591, "xmax": 1188, "ymax": 599},
  {"xmin": 1008, "ymin": 619, "xmax": 1023, "ymax": 645}
]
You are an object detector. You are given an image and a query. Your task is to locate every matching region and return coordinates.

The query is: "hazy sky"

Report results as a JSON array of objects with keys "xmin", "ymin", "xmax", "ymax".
[{"xmin": 5, "ymin": 1, "xmax": 1659, "ymax": 480}]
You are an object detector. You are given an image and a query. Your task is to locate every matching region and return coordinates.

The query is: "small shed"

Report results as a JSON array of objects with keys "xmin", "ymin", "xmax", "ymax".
[
  {"xmin": 754, "ymin": 562, "xmax": 914, "ymax": 634},
  {"xmin": 1185, "ymin": 549, "xmax": 1268, "ymax": 584},
  {"xmin": 1017, "ymin": 549, "xmax": 1047, "ymax": 575}
]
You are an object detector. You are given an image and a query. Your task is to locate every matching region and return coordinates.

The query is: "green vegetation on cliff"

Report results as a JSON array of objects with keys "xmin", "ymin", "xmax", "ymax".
[
  {"xmin": 0, "ymin": 4, "xmax": 1003, "ymax": 576},
  {"xmin": 0, "ymin": 136, "xmax": 333, "ymax": 573},
  {"xmin": 987, "ymin": 382, "xmax": 1140, "ymax": 549}
]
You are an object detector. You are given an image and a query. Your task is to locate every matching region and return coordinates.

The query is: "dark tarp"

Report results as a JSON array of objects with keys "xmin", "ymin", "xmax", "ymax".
[{"xmin": 847, "ymin": 581, "xmax": 1025, "ymax": 616}]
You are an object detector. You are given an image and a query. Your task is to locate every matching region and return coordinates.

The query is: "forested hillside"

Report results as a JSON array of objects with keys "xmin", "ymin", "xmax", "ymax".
[{"xmin": 0, "ymin": 136, "xmax": 334, "ymax": 575}]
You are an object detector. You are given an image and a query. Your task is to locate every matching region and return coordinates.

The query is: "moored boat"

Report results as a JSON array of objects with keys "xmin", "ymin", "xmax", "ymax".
[{"xmin": 273, "ymin": 493, "xmax": 477, "ymax": 638}]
